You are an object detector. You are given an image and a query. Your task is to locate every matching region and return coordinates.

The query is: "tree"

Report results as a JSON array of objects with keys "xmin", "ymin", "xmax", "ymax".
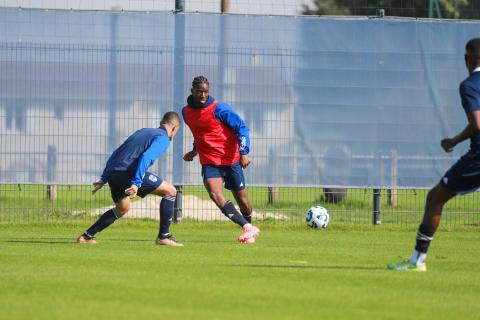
[{"xmin": 301, "ymin": 0, "xmax": 478, "ymax": 19}]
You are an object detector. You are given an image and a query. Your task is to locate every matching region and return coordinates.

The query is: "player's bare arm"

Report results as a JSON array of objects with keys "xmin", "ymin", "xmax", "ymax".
[
  {"xmin": 441, "ymin": 110, "xmax": 480, "ymax": 152},
  {"xmin": 92, "ymin": 180, "xmax": 105, "ymax": 194},
  {"xmin": 240, "ymin": 154, "xmax": 251, "ymax": 169},
  {"xmin": 183, "ymin": 148, "xmax": 198, "ymax": 161}
]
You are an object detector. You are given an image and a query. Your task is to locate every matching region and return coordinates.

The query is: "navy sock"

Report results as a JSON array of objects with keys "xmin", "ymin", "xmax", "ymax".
[
  {"xmin": 221, "ymin": 201, "xmax": 248, "ymax": 227},
  {"xmin": 85, "ymin": 208, "xmax": 118, "ymax": 237},
  {"xmin": 158, "ymin": 196, "xmax": 175, "ymax": 237},
  {"xmin": 414, "ymin": 224, "xmax": 435, "ymax": 253},
  {"xmin": 243, "ymin": 214, "xmax": 252, "ymax": 224}
]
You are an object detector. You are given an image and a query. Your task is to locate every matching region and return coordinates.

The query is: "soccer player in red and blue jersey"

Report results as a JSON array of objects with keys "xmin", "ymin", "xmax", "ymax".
[
  {"xmin": 182, "ymin": 76, "xmax": 260, "ymax": 243},
  {"xmin": 388, "ymin": 38, "xmax": 480, "ymax": 271},
  {"xmin": 77, "ymin": 112, "xmax": 183, "ymax": 246}
]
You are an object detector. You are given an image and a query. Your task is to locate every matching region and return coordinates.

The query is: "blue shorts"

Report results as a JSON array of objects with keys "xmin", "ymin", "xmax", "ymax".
[
  {"xmin": 202, "ymin": 162, "xmax": 246, "ymax": 191},
  {"xmin": 440, "ymin": 150, "xmax": 480, "ymax": 195},
  {"xmin": 106, "ymin": 171, "xmax": 163, "ymax": 203}
]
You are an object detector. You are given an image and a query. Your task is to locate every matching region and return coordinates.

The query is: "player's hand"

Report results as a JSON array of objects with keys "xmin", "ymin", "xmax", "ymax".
[
  {"xmin": 441, "ymin": 138, "xmax": 456, "ymax": 152},
  {"xmin": 240, "ymin": 154, "xmax": 251, "ymax": 169},
  {"xmin": 183, "ymin": 149, "xmax": 198, "ymax": 161},
  {"xmin": 92, "ymin": 181, "xmax": 105, "ymax": 194},
  {"xmin": 125, "ymin": 185, "xmax": 138, "ymax": 197}
]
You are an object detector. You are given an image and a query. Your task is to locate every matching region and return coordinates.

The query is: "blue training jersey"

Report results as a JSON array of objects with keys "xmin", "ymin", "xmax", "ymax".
[
  {"xmin": 460, "ymin": 71, "xmax": 480, "ymax": 150},
  {"xmin": 100, "ymin": 127, "xmax": 170, "ymax": 187}
]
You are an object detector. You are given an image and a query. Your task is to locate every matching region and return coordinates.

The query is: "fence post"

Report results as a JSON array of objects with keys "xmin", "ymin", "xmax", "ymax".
[
  {"xmin": 173, "ymin": 185, "xmax": 183, "ymax": 223},
  {"xmin": 268, "ymin": 186, "xmax": 279, "ymax": 204},
  {"xmin": 387, "ymin": 150, "xmax": 398, "ymax": 207},
  {"xmin": 46, "ymin": 145, "xmax": 57, "ymax": 201},
  {"xmin": 373, "ymin": 188, "xmax": 381, "ymax": 225}
]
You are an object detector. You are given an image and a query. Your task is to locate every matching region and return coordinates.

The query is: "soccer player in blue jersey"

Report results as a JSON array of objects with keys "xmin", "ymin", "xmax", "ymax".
[
  {"xmin": 77, "ymin": 112, "xmax": 183, "ymax": 246},
  {"xmin": 388, "ymin": 38, "xmax": 480, "ymax": 271}
]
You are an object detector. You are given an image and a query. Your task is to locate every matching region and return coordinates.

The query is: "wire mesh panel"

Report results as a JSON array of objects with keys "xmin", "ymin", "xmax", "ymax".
[{"xmin": 1, "ymin": 8, "xmax": 480, "ymax": 226}]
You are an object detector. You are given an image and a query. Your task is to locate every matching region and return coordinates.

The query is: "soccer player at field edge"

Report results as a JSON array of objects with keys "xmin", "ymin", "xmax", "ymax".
[
  {"xmin": 182, "ymin": 76, "xmax": 260, "ymax": 243},
  {"xmin": 388, "ymin": 38, "xmax": 480, "ymax": 271},
  {"xmin": 77, "ymin": 111, "xmax": 183, "ymax": 246}
]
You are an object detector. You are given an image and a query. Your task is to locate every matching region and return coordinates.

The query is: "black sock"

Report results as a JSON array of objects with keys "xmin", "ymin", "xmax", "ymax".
[
  {"xmin": 221, "ymin": 201, "xmax": 248, "ymax": 227},
  {"xmin": 85, "ymin": 209, "xmax": 118, "ymax": 237},
  {"xmin": 158, "ymin": 196, "xmax": 175, "ymax": 238},
  {"xmin": 414, "ymin": 224, "xmax": 435, "ymax": 253},
  {"xmin": 243, "ymin": 214, "xmax": 252, "ymax": 224}
]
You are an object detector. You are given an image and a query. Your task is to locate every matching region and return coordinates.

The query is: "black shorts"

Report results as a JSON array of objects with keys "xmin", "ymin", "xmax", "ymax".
[
  {"xmin": 440, "ymin": 149, "xmax": 480, "ymax": 195},
  {"xmin": 106, "ymin": 171, "xmax": 163, "ymax": 203}
]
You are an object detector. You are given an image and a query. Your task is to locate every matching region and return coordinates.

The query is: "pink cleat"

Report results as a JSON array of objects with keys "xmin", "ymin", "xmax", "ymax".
[{"xmin": 237, "ymin": 224, "xmax": 260, "ymax": 243}]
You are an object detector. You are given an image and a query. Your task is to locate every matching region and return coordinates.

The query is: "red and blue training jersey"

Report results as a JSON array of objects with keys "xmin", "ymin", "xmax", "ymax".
[{"xmin": 182, "ymin": 95, "xmax": 250, "ymax": 166}]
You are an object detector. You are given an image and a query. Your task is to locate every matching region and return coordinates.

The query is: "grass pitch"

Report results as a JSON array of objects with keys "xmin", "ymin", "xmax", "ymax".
[{"xmin": 0, "ymin": 222, "xmax": 479, "ymax": 320}]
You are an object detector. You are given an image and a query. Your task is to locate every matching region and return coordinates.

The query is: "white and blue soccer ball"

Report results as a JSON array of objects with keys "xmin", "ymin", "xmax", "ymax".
[{"xmin": 305, "ymin": 206, "xmax": 330, "ymax": 229}]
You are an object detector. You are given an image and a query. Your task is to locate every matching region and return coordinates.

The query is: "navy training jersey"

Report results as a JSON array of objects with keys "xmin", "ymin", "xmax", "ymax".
[
  {"xmin": 460, "ymin": 70, "xmax": 480, "ymax": 150},
  {"xmin": 100, "ymin": 127, "xmax": 170, "ymax": 187}
]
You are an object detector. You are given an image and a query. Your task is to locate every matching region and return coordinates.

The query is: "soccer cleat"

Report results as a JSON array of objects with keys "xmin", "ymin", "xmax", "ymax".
[
  {"xmin": 155, "ymin": 234, "xmax": 184, "ymax": 247},
  {"xmin": 76, "ymin": 234, "xmax": 97, "ymax": 244},
  {"xmin": 237, "ymin": 224, "xmax": 260, "ymax": 244},
  {"xmin": 387, "ymin": 260, "xmax": 426, "ymax": 272}
]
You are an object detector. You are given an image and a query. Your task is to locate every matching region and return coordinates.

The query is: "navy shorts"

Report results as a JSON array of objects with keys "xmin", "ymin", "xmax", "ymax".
[
  {"xmin": 440, "ymin": 150, "xmax": 480, "ymax": 195},
  {"xmin": 106, "ymin": 171, "xmax": 163, "ymax": 203},
  {"xmin": 202, "ymin": 162, "xmax": 246, "ymax": 191}
]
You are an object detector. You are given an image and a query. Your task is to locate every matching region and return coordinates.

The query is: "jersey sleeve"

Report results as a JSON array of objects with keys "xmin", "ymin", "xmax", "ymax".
[
  {"xmin": 100, "ymin": 152, "xmax": 114, "ymax": 183},
  {"xmin": 214, "ymin": 103, "xmax": 250, "ymax": 155},
  {"xmin": 131, "ymin": 135, "xmax": 170, "ymax": 187},
  {"xmin": 460, "ymin": 80, "xmax": 480, "ymax": 113}
]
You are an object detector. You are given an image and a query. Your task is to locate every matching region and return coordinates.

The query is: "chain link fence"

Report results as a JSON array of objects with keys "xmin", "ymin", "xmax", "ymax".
[{"xmin": 1, "ymin": 6, "xmax": 480, "ymax": 227}]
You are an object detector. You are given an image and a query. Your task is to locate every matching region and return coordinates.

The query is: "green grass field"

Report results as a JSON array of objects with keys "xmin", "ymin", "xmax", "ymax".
[{"xmin": 1, "ymin": 221, "xmax": 479, "ymax": 320}]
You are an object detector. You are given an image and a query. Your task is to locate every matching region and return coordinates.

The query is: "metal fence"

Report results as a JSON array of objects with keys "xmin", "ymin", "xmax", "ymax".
[
  {"xmin": 1, "ymin": 185, "xmax": 480, "ymax": 228},
  {"xmin": 1, "ymin": 8, "xmax": 480, "ymax": 227}
]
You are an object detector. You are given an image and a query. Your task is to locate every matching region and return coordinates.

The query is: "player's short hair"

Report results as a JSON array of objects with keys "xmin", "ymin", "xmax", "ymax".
[
  {"xmin": 160, "ymin": 111, "xmax": 181, "ymax": 126},
  {"xmin": 466, "ymin": 38, "xmax": 480, "ymax": 58},
  {"xmin": 192, "ymin": 76, "xmax": 209, "ymax": 89}
]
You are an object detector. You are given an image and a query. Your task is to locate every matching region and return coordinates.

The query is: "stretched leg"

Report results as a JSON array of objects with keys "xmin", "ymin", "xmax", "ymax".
[
  {"xmin": 232, "ymin": 189, "xmax": 253, "ymax": 223},
  {"xmin": 204, "ymin": 177, "xmax": 248, "ymax": 227},
  {"xmin": 78, "ymin": 197, "xmax": 130, "ymax": 243}
]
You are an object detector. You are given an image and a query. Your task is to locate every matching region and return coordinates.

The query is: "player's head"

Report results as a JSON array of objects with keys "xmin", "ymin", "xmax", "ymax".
[
  {"xmin": 160, "ymin": 111, "xmax": 181, "ymax": 140},
  {"xmin": 191, "ymin": 76, "xmax": 210, "ymax": 105},
  {"xmin": 465, "ymin": 38, "xmax": 480, "ymax": 74}
]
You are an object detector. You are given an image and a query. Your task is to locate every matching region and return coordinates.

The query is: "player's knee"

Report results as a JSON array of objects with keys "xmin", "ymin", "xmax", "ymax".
[
  {"xmin": 166, "ymin": 185, "xmax": 177, "ymax": 197},
  {"xmin": 115, "ymin": 207, "xmax": 129, "ymax": 217},
  {"xmin": 115, "ymin": 201, "xmax": 130, "ymax": 217}
]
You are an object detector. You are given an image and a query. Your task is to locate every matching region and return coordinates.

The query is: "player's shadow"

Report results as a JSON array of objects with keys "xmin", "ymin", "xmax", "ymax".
[
  {"xmin": 227, "ymin": 264, "xmax": 384, "ymax": 270},
  {"xmin": 2, "ymin": 237, "xmax": 76, "ymax": 244}
]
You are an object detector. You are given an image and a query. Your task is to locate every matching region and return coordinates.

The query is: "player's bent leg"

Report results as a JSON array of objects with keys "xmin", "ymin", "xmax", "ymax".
[
  {"xmin": 231, "ymin": 190, "xmax": 260, "ymax": 243},
  {"xmin": 115, "ymin": 197, "xmax": 131, "ymax": 217},
  {"xmin": 232, "ymin": 189, "xmax": 253, "ymax": 223},
  {"xmin": 151, "ymin": 182, "xmax": 183, "ymax": 247}
]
